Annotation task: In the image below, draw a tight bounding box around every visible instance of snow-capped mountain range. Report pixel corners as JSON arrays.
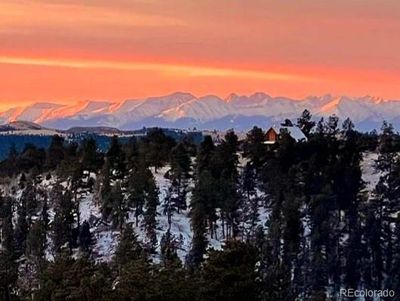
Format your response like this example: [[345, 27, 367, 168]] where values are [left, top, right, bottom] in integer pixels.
[[1, 92, 399, 131]]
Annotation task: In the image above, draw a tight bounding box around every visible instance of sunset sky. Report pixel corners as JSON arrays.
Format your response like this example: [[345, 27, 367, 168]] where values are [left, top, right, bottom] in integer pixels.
[[1, 0, 400, 110]]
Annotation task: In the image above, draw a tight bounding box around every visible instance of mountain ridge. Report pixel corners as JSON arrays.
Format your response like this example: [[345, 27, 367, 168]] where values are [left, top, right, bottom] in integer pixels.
[[2, 92, 400, 131]]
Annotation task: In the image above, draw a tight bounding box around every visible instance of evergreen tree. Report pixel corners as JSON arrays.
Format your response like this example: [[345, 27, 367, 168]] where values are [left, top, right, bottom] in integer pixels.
[[78, 221, 92, 253], [213, 131, 240, 238], [241, 164, 260, 240], [80, 138, 103, 173], [114, 225, 153, 300], [56, 141, 80, 179], [52, 186, 75, 254], [125, 136, 140, 170], [324, 115, 340, 137], [0, 250, 18, 301], [187, 170, 210, 268], [141, 128, 176, 171], [109, 181, 126, 230], [160, 229, 181, 266], [106, 135, 125, 178], [45, 135, 65, 170], [115, 224, 143, 268], [116, 257, 154, 300], [297, 109, 316, 137], [242, 126, 267, 171], [363, 122, 400, 289], [36, 256, 113, 301], [98, 159, 112, 219], [14, 208, 28, 258], [143, 174, 159, 252], [200, 240, 259, 301], [3, 145, 18, 177], [164, 143, 191, 227], [0, 194, 17, 301], [341, 117, 355, 138], [14, 188, 30, 257], [17, 143, 46, 173], [196, 135, 215, 173], [26, 220, 46, 261]]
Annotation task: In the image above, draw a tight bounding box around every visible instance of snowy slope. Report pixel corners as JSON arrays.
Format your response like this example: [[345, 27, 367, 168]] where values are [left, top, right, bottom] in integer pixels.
[[39, 100, 114, 122], [0, 103, 64, 124], [2, 92, 400, 130], [114, 92, 195, 126], [360, 152, 382, 199], [0, 160, 270, 264], [0, 151, 381, 271], [160, 95, 234, 122], [0, 121, 62, 136]]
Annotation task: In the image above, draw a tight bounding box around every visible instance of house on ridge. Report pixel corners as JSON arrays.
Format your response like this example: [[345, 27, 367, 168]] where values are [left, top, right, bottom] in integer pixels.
[[265, 125, 307, 144]]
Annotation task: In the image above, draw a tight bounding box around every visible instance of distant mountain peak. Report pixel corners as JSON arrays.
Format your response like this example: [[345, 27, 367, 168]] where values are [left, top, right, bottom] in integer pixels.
[[28, 102, 64, 109], [1, 92, 400, 131], [0, 121, 59, 135], [8, 120, 44, 130]]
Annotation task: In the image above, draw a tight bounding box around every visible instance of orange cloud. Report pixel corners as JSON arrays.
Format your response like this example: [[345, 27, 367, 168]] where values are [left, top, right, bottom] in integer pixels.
[[1, 0, 400, 108], [0, 55, 314, 82]]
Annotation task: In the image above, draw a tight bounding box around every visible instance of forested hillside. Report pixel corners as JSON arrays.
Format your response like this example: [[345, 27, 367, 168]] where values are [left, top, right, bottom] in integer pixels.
[[0, 111, 399, 300]]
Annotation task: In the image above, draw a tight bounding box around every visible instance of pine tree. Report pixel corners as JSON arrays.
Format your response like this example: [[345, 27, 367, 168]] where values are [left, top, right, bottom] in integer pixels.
[[52, 186, 75, 254], [80, 138, 103, 173], [78, 220, 92, 253], [200, 240, 259, 301], [242, 126, 266, 171], [341, 117, 355, 139], [125, 136, 140, 170], [152, 255, 194, 301], [365, 122, 400, 289], [241, 164, 261, 241], [0, 250, 18, 301], [116, 257, 154, 300], [216, 131, 240, 238], [297, 109, 316, 137], [324, 115, 340, 137], [141, 128, 176, 172], [37, 256, 113, 301], [41, 196, 49, 232], [143, 174, 159, 252], [14, 192, 29, 257], [109, 181, 126, 230], [26, 220, 46, 261], [160, 229, 181, 266], [56, 141, 80, 179], [115, 224, 143, 267], [388, 215, 400, 293], [0, 194, 18, 301], [45, 135, 65, 170], [127, 164, 149, 226], [98, 159, 112, 219], [196, 135, 215, 173], [114, 225, 153, 300], [168, 143, 191, 213], [187, 171, 209, 268], [106, 135, 125, 178], [4, 144, 18, 177]]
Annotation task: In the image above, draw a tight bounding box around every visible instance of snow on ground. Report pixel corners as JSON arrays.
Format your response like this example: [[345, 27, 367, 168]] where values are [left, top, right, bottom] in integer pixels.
[[2, 162, 270, 263], [73, 152, 384, 264], [360, 152, 381, 199], [79, 190, 101, 222], [93, 228, 119, 262], [151, 166, 194, 262], [77, 163, 269, 262]]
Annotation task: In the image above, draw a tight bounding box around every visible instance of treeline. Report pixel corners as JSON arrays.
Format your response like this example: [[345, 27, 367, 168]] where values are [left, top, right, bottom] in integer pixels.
[[1, 111, 400, 300]]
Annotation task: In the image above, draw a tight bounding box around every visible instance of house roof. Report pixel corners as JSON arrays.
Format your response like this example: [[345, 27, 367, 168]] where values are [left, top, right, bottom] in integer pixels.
[[271, 125, 308, 142]]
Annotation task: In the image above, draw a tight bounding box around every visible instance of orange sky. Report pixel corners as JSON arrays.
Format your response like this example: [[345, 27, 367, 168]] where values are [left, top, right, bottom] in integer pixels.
[[1, 0, 400, 110]]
